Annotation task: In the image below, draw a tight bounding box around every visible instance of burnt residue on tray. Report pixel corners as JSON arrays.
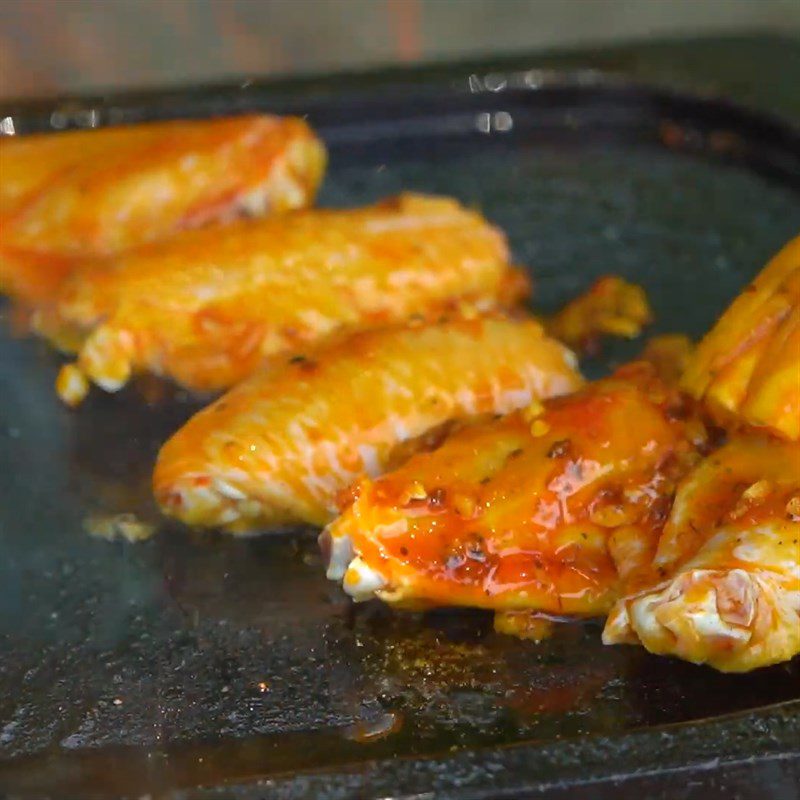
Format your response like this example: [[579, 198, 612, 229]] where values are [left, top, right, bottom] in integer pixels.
[[1, 76, 800, 798]]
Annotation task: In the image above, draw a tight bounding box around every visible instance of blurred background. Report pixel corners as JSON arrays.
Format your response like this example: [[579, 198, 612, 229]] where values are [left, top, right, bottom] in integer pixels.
[[1, 0, 799, 99]]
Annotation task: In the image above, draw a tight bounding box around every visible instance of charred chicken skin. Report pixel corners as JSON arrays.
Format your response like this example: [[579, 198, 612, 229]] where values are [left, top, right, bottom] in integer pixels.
[[42, 193, 528, 404], [0, 115, 326, 306], [154, 317, 581, 530]]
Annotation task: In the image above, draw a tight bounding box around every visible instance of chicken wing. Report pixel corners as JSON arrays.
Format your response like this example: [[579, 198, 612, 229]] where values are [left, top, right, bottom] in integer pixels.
[[154, 316, 581, 530], [322, 362, 705, 629], [681, 235, 800, 441], [603, 436, 800, 672], [42, 193, 528, 404], [602, 241, 800, 671], [0, 115, 326, 305]]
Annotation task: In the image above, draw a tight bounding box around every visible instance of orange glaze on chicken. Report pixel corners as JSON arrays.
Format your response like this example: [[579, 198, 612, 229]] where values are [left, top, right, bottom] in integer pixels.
[[604, 436, 800, 672], [323, 362, 706, 625], [601, 240, 800, 671], [41, 193, 529, 404], [154, 316, 581, 530], [0, 115, 326, 305], [681, 235, 800, 441]]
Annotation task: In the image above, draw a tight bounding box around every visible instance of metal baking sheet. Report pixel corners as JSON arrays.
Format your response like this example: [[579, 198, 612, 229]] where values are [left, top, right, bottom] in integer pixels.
[[1, 71, 799, 799]]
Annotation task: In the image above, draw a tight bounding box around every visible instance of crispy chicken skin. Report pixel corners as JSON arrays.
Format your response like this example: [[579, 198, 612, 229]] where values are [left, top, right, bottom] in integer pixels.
[[0, 115, 326, 305], [603, 436, 800, 672], [42, 193, 528, 404], [154, 317, 581, 530], [322, 363, 705, 628], [681, 235, 800, 441]]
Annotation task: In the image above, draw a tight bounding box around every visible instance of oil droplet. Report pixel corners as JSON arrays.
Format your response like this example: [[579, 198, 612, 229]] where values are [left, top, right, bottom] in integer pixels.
[[342, 710, 404, 743]]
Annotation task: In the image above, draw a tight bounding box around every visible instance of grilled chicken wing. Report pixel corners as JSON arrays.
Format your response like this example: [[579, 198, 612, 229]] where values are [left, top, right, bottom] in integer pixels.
[[154, 317, 581, 530], [322, 363, 705, 630], [602, 243, 800, 671], [0, 115, 326, 305], [603, 436, 800, 672], [42, 193, 528, 404], [681, 235, 800, 441]]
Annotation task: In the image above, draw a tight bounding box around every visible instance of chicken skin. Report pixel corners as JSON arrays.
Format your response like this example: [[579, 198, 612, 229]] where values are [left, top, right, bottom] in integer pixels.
[[602, 237, 800, 671], [0, 115, 326, 305], [603, 436, 800, 672], [681, 234, 799, 441], [322, 362, 705, 633], [154, 317, 581, 530], [319, 237, 798, 671], [42, 193, 528, 404]]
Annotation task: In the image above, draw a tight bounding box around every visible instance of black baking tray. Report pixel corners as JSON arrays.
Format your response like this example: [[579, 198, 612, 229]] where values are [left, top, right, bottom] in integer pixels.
[[1, 46, 800, 800]]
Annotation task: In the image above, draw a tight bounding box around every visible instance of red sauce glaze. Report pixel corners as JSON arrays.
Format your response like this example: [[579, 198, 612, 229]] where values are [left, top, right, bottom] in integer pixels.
[[338, 363, 706, 615]]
